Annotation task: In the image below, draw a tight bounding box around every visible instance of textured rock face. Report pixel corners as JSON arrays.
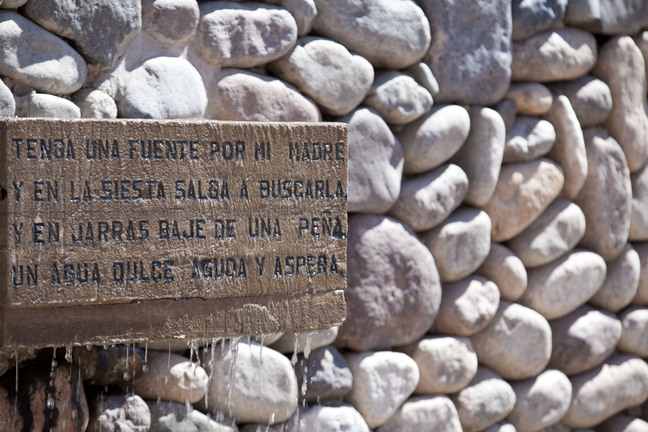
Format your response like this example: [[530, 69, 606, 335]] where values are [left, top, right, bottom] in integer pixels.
[[506, 83, 554, 116], [433, 275, 500, 336], [589, 243, 640, 312], [512, 0, 567, 41], [451, 367, 517, 432], [364, 71, 433, 125], [471, 301, 552, 380], [631, 162, 648, 240], [506, 369, 572, 432], [377, 395, 463, 432], [88, 394, 150, 432], [294, 346, 353, 403], [593, 36, 648, 172], [0, 11, 87, 94], [268, 36, 374, 116], [450, 106, 506, 207], [400, 336, 478, 394], [205, 342, 298, 424], [397, 104, 471, 174], [141, 0, 199, 45], [312, 0, 431, 69], [23, 0, 140, 70], [542, 95, 588, 199], [388, 164, 468, 232], [549, 305, 622, 375], [337, 215, 441, 351], [195, 1, 297, 68], [512, 28, 598, 82], [420, 0, 512, 105], [478, 243, 528, 301], [344, 351, 419, 429], [547, 75, 613, 127], [343, 107, 404, 214], [575, 128, 632, 261], [208, 68, 320, 121], [482, 158, 564, 242], [618, 307, 648, 357], [506, 198, 587, 268], [504, 116, 556, 163], [294, 404, 370, 432], [565, 0, 648, 35], [562, 354, 648, 429], [133, 351, 208, 404], [422, 207, 492, 282], [521, 249, 607, 320], [118, 57, 207, 119]]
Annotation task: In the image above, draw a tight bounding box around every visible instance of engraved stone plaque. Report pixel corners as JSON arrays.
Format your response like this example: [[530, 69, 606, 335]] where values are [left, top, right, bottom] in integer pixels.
[[0, 119, 348, 348]]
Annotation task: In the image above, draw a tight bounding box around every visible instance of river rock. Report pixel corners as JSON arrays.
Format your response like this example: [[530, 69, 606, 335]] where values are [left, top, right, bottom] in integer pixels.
[[562, 354, 648, 428], [0, 11, 87, 94], [631, 163, 648, 241], [506, 83, 553, 115], [471, 301, 552, 380], [396, 104, 471, 174], [292, 404, 370, 432], [400, 335, 478, 394], [512, 28, 597, 82], [205, 342, 297, 424], [547, 75, 613, 127], [142, 0, 199, 45], [636, 243, 648, 305], [312, 0, 430, 69], [15, 93, 81, 118], [565, 0, 648, 35], [598, 415, 648, 432], [404, 62, 440, 96], [337, 215, 441, 351], [507, 369, 572, 432], [434, 276, 500, 336], [593, 36, 648, 172], [542, 95, 587, 199], [74, 345, 145, 385], [575, 128, 632, 261], [72, 88, 118, 119], [618, 307, 648, 358], [0, 79, 14, 117], [423, 207, 492, 282], [0, 355, 89, 432], [148, 401, 236, 432], [589, 243, 640, 312], [195, 1, 297, 68], [420, 0, 512, 105], [388, 164, 468, 232], [506, 198, 586, 268], [377, 395, 463, 432], [549, 305, 622, 375], [521, 249, 607, 320], [294, 346, 353, 403], [118, 57, 207, 119], [208, 68, 320, 122], [503, 117, 556, 163], [512, 0, 567, 41], [450, 106, 506, 207], [343, 107, 404, 214], [88, 394, 150, 432], [451, 367, 516, 432], [268, 36, 373, 116], [344, 351, 419, 429], [478, 243, 528, 301], [133, 351, 207, 404], [270, 326, 338, 354], [23, 0, 140, 69], [363, 71, 433, 125], [483, 158, 564, 242]]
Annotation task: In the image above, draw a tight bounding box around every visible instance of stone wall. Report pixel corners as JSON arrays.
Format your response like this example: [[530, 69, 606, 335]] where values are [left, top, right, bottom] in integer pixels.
[[0, 0, 648, 431]]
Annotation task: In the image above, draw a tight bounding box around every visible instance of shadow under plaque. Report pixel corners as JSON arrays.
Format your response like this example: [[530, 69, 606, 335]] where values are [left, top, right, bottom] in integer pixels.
[[0, 118, 348, 349]]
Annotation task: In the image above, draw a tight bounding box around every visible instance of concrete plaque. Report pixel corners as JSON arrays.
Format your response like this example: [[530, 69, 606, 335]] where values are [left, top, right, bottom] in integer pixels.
[[0, 118, 348, 348]]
